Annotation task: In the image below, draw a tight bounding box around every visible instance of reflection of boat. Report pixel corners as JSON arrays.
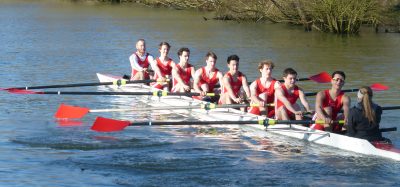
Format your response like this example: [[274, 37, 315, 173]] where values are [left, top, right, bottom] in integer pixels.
[[96, 73, 400, 161]]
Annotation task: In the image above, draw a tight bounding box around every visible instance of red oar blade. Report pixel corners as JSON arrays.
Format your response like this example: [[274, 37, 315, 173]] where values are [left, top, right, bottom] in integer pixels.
[[55, 104, 90, 119], [91, 116, 130, 132], [7, 89, 38, 94], [370, 83, 389, 91], [308, 71, 332, 83]]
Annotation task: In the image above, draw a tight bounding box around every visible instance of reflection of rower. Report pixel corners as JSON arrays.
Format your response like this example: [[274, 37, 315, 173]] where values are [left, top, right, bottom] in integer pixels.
[[248, 60, 280, 118], [150, 42, 175, 91], [129, 39, 154, 80], [193, 51, 223, 102], [275, 68, 313, 120], [312, 71, 351, 133], [171, 47, 195, 93], [219, 54, 250, 106]]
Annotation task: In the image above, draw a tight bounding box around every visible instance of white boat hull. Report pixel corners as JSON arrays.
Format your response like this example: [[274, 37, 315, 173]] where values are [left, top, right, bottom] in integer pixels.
[[96, 73, 400, 161]]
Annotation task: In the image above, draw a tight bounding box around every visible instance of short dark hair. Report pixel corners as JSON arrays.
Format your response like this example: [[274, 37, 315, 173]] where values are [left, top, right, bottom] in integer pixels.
[[227, 54, 240, 64], [283, 68, 297, 77], [177, 47, 190, 56], [332, 71, 346, 80], [159, 42, 171, 50], [205, 51, 217, 60]]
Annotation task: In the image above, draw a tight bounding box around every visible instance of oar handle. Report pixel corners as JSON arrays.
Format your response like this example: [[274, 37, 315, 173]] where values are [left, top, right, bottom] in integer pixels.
[[379, 127, 397, 132]]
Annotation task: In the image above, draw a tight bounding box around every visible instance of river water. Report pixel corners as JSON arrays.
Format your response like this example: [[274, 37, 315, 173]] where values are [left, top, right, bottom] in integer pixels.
[[0, 1, 399, 186]]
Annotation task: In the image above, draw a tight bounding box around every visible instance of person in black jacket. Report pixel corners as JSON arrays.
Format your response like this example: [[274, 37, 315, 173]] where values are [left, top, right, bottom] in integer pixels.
[[346, 86, 383, 141]]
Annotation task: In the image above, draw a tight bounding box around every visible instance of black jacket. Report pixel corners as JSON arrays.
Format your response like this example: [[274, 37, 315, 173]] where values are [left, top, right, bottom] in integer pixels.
[[346, 102, 383, 141]]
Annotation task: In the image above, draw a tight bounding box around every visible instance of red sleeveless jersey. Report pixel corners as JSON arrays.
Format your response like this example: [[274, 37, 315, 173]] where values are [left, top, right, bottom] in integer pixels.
[[154, 58, 173, 79], [322, 89, 344, 120], [131, 53, 150, 78], [248, 78, 277, 117], [222, 71, 243, 97], [173, 64, 193, 86], [276, 85, 300, 109], [198, 67, 220, 91]]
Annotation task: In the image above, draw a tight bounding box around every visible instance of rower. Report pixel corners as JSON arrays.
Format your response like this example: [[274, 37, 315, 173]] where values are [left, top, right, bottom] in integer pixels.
[[312, 71, 351, 133], [193, 51, 224, 102], [171, 47, 195, 93], [346, 86, 387, 143], [275, 68, 313, 120], [219, 54, 251, 107], [129, 39, 154, 80], [150, 42, 176, 91], [248, 60, 280, 118]]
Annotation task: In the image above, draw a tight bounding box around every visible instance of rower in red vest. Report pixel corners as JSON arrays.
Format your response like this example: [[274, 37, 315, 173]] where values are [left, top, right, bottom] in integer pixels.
[[150, 42, 176, 91], [248, 60, 280, 118], [312, 71, 351, 133], [193, 51, 224, 102], [219, 54, 250, 106], [171, 47, 195, 93], [275, 68, 313, 120], [129, 39, 154, 80]]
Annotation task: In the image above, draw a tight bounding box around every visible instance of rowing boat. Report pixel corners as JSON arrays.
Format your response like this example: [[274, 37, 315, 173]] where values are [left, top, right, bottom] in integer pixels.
[[96, 73, 400, 161]]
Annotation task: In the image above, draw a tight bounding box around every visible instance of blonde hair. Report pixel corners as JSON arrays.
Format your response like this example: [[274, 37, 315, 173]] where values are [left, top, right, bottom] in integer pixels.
[[257, 60, 274, 73], [359, 86, 376, 124]]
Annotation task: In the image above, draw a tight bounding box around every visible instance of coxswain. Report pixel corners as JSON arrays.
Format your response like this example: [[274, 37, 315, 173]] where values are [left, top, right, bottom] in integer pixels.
[[193, 51, 223, 102], [219, 54, 251, 106], [275, 68, 313, 120], [248, 60, 280, 118], [346, 86, 385, 142], [150, 42, 175, 91], [171, 47, 195, 93], [312, 71, 351, 133], [129, 39, 154, 80]]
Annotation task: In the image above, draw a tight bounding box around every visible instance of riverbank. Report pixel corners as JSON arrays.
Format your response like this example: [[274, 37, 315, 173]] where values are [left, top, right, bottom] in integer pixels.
[[69, 0, 400, 34]]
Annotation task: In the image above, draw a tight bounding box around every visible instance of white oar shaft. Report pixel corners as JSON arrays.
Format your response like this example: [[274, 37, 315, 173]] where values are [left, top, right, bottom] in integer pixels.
[[89, 105, 201, 113]]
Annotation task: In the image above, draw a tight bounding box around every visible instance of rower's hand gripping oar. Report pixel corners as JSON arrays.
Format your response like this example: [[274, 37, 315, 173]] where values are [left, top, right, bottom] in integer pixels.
[[90, 116, 345, 132], [305, 83, 389, 96], [1, 78, 169, 91], [54, 103, 275, 119]]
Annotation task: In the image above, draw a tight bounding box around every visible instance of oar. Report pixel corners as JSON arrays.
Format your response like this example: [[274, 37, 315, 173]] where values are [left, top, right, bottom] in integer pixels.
[[305, 83, 389, 96], [90, 116, 344, 132], [55, 103, 275, 119], [7, 90, 216, 97], [214, 71, 332, 88], [0, 79, 168, 91]]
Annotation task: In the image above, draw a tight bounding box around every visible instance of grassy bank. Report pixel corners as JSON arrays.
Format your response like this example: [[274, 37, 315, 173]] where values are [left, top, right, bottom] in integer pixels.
[[73, 0, 400, 34]]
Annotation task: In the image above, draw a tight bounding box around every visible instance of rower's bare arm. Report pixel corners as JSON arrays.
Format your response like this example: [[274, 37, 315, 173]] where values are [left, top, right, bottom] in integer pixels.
[[193, 69, 202, 93], [250, 81, 261, 104], [298, 89, 312, 112], [150, 59, 163, 79], [315, 91, 327, 120], [342, 95, 351, 123], [223, 75, 237, 100], [242, 75, 251, 99], [172, 66, 184, 85], [276, 87, 299, 114]]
